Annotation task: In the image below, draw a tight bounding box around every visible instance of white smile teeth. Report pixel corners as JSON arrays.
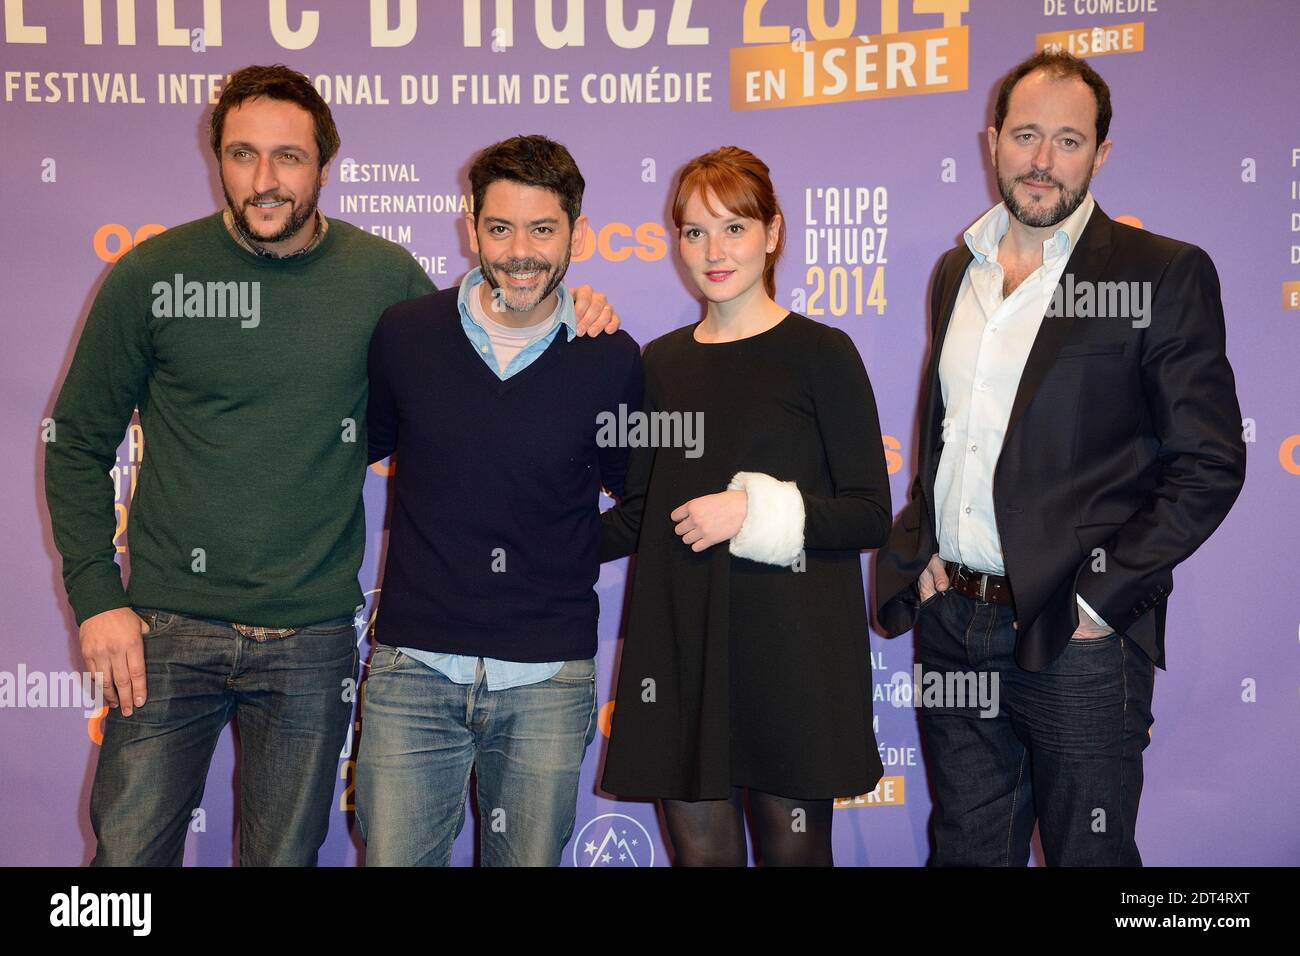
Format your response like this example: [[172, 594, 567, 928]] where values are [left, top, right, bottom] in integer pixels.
[[508, 271, 539, 280]]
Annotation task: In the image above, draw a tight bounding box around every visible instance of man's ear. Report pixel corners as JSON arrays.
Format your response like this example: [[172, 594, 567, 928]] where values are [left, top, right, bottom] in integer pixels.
[[318, 161, 331, 188], [569, 214, 589, 256], [465, 211, 480, 255], [986, 125, 998, 167], [1092, 139, 1113, 177]]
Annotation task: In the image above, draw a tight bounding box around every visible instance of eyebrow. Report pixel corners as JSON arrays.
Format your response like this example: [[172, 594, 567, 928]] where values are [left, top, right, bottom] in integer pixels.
[[681, 217, 745, 228], [224, 141, 311, 154], [483, 216, 560, 227], [1008, 123, 1089, 140]]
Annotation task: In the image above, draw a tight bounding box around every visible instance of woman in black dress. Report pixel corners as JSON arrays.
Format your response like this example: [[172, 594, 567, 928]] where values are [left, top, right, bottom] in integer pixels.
[[600, 146, 893, 865]]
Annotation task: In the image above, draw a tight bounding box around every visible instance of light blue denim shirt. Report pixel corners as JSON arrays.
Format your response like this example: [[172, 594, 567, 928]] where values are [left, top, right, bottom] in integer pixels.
[[397, 267, 581, 691]]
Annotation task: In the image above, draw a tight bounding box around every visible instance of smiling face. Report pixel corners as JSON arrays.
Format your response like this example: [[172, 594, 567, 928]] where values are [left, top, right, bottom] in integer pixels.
[[218, 96, 329, 254], [465, 180, 587, 326], [678, 188, 781, 306], [989, 69, 1111, 229]]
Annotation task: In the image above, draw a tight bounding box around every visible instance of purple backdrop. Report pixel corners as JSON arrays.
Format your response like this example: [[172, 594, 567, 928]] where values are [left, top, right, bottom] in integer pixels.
[[2, 0, 1297, 866]]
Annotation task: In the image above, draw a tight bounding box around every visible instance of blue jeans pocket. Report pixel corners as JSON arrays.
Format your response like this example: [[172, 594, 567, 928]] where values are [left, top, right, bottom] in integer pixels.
[[550, 657, 596, 683], [367, 643, 407, 676], [131, 606, 179, 636], [917, 589, 946, 611], [294, 616, 357, 638], [1067, 632, 1119, 648]]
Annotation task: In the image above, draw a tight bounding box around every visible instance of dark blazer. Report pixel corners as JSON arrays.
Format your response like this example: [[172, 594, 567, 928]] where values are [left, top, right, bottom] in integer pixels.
[[874, 205, 1246, 670]]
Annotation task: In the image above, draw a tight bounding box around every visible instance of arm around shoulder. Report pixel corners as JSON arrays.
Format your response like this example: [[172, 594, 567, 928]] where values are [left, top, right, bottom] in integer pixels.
[[366, 306, 403, 465], [600, 337, 657, 561]]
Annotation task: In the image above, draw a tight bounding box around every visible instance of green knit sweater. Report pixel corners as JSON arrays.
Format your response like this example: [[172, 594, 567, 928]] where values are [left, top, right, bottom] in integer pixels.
[[46, 213, 435, 626]]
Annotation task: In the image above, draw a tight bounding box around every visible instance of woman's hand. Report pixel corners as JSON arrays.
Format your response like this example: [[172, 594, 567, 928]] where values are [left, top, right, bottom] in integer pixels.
[[671, 491, 748, 552]]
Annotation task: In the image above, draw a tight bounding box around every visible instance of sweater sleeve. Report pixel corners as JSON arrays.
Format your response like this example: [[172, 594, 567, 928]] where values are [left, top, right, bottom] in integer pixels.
[[44, 253, 153, 624], [595, 337, 644, 499], [367, 308, 401, 465], [801, 325, 893, 551], [601, 339, 657, 561], [366, 262, 431, 465]]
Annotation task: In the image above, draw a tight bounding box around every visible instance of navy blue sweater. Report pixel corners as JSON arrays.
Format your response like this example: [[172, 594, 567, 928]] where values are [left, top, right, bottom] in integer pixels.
[[367, 287, 643, 661]]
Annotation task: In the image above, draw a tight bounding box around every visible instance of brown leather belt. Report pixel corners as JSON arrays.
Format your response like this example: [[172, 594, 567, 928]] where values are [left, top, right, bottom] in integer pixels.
[[944, 561, 1014, 605]]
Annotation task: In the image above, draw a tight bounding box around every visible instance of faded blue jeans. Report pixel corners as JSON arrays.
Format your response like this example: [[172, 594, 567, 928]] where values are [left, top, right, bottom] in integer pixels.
[[89, 607, 357, 866], [915, 588, 1155, 866], [355, 646, 598, 866]]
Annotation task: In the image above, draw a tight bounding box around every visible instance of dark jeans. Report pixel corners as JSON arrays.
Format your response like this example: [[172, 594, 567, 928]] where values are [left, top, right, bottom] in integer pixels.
[[89, 607, 357, 866], [915, 588, 1155, 866]]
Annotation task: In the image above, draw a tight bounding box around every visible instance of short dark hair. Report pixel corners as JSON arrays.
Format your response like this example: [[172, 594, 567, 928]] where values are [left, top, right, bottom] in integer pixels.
[[993, 51, 1112, 145], [468, 135, 585, 228], [209, 64, 340, 166]]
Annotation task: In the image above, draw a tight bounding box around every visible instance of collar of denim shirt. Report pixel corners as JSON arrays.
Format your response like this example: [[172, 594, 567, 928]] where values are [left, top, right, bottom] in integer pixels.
[[457, 266, 578, 342]]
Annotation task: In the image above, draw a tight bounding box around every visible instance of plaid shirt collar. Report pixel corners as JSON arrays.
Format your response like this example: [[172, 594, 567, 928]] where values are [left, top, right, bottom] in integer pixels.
[[222, 206, 328, 260]]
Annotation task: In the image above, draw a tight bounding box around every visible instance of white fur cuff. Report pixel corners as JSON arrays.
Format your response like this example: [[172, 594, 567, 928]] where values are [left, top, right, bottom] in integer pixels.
[[727, 472, 805, 567]]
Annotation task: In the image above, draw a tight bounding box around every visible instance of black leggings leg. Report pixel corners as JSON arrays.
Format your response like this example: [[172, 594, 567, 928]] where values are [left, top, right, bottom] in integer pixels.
[[661, 788, 747, 866], [748, 788, 835, 867], [661, 787, 835, 866]]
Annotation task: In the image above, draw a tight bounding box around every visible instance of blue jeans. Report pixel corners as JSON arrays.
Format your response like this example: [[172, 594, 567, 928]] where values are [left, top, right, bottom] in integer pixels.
[[89, 607, 357, 866], [915, 588, 1155, 866], [355, 646, 598, 866]]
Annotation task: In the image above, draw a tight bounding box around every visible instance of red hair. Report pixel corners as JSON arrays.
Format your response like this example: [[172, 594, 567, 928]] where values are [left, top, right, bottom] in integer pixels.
[[671, 146, 785, 299]]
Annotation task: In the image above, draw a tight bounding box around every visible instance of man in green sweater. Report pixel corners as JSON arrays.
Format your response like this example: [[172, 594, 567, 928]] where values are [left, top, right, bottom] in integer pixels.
[[45, 64, 619, 866]]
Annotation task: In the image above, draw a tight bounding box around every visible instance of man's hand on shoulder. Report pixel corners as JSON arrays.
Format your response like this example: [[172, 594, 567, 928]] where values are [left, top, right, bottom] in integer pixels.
[[571, 284, 620, 336]]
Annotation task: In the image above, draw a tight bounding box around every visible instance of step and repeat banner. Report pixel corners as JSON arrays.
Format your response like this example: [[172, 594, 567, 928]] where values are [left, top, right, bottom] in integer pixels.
[[2, 1, 1297, 866]]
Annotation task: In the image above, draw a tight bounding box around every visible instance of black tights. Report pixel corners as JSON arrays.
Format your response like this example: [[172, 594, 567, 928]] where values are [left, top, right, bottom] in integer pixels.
[[661, 787, 834, 867]]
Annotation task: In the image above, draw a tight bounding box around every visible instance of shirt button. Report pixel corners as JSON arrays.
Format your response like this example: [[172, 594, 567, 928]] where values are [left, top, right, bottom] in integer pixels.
[[480, 345, 489, 353], [964, 506, 972, 514], [970, 444, 977, 452]]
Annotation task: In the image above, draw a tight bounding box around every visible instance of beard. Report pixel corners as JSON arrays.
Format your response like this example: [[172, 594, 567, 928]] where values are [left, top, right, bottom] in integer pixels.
[[479, 250, 570, 316], [222, 175, 321, 248], [998, 166, 1090, 229]]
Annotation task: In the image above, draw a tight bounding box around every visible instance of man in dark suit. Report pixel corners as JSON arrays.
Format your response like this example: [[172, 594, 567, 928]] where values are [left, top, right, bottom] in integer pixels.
[[874, 52, 1246, 866]]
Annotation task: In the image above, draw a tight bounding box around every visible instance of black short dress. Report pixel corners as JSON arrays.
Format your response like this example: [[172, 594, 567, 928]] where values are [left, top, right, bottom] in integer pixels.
[[600, 312, 892, 801]]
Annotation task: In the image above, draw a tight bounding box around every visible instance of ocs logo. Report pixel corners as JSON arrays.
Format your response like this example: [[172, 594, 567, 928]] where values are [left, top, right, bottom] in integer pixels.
[[93, 223, 167, 263], [571, 812, 655, 867], [94, 220, 669, 264], [573, 222, 667, 264], [87, 704, 109, 745], [1281, 435, 1300, 476]]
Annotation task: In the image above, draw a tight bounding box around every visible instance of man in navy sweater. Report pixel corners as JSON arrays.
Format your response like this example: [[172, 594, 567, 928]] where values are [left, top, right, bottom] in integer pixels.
[[356, 136, 643, 866]]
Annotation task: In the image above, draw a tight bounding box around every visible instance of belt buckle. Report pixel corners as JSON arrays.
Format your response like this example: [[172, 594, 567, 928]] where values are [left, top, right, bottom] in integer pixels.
[[978, 572, 988, 603]]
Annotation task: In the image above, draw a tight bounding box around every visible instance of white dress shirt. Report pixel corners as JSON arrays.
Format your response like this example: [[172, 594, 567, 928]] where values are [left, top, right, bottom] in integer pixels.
[[934, 192, 1108, 628]]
